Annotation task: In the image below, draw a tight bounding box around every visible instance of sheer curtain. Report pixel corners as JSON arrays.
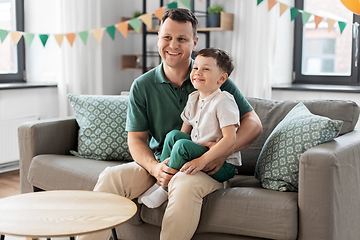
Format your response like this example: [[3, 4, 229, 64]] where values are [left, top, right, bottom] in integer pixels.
[[57, 0, 103, 117], [230, 0, 294, 99]]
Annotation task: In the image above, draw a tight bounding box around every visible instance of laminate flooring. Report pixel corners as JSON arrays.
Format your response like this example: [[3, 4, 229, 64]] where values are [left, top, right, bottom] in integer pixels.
[[0, 169, 20, 199]]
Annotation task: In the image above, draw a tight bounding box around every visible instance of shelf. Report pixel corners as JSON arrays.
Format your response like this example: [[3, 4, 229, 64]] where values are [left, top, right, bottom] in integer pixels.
[[121, 55, 141, 70]]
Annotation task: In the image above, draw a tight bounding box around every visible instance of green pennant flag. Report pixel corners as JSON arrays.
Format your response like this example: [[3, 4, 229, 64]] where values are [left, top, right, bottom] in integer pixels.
[[301, 12, 312, 25], [167, 2, 178, 9], [106, 25, 116, 40], [0, 29, 9, 43], [290, 8, 300, 21], [23, 33, 35, 47], [179, 0, 191, 9], [79, 31, 89, 45], [257, 0, 264, 5], [39, 34, 49, 47], [129, 18, 141, 33], [338, 21, 347, 34]]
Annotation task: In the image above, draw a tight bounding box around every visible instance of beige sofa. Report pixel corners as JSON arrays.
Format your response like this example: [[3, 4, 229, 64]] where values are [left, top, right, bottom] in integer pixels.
[[19, 97, 360, 240]]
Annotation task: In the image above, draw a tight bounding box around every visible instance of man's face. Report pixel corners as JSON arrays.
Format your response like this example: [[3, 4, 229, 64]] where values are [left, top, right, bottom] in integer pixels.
[[157, 18, 198, 69]]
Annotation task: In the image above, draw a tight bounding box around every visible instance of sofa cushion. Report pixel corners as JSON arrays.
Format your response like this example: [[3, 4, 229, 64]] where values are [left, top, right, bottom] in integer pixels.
[[68, 94, 132, 161], [140, 175, 298, 240], [254, 102, 343, 192], [240, 98, 359, 176], [28, 154, 125, 191]]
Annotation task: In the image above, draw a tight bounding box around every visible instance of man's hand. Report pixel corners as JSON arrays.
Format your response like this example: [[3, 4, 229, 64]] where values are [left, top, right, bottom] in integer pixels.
[[152, 158, 178, 188]]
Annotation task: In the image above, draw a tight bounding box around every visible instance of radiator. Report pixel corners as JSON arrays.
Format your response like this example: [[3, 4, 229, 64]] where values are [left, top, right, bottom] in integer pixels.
[[0, 115, 38, 165]]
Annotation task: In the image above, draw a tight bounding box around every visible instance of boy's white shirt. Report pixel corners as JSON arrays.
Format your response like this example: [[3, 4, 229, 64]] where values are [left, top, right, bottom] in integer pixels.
[[181, 88, 242, 166]]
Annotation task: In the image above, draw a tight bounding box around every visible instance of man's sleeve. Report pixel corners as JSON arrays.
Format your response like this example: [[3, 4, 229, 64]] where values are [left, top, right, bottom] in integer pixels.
[[126, 81, 149, 132]]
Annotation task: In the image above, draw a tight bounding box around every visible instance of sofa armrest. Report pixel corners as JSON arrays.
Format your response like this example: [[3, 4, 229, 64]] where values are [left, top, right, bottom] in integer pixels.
[[298, 129, 360, 240], [18, 117, 78, 193]]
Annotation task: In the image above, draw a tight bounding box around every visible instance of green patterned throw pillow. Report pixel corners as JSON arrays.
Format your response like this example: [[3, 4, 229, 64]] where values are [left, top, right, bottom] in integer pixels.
[[254, 102, 343, 192], [68, 94, 132, 161]]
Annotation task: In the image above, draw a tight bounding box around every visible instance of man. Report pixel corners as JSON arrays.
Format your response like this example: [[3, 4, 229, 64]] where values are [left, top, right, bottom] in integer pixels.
[[78, 8, 262, 240]]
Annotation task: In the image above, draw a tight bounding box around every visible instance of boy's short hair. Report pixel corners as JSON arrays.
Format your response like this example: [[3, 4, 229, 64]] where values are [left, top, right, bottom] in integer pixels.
[[161, 8, 198, 39], [195, 48, 234, 76]]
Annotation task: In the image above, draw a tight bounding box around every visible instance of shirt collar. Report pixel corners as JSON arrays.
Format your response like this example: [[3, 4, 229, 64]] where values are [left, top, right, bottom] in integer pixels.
[[199, 88, 222, 102], [154, 60, 194, 86]]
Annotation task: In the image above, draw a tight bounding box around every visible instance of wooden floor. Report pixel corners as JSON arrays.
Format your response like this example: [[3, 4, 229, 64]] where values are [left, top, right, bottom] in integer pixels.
[[0, 169, 21, 199]]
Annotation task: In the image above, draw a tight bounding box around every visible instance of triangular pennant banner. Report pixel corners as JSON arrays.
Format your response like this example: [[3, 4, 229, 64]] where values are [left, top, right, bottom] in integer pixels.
[[290, 7, 300, 21], [11, 31, 23, 46], [66, 33, 76, 46], [167, 2, 178, 9], [39, 34, 49, 47], [54, 34, 64, 47], [92, 28, 104, 43], [338, 21, 347, 34], [279, 3, 289, 16], [116, 22, 128, 38], [154, 7, 165, 21], [301, 12, 312, 26], [106, 25, 116, 40], [179, 0, 191, 9], [327, 18, 336, 32], [314, 15, 323, 29], [129, 18, 141, 33], [268, 0, 277, 11], [0, 29, 9, 43], [140, 13, 153, 29], [23, 33, 35, 47], [78, 31, 89, 45], [257, 0, 265, 5]]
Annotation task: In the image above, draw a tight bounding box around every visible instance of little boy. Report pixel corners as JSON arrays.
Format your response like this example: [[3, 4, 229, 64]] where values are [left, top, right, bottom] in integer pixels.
[[138, 48, 241, 208]]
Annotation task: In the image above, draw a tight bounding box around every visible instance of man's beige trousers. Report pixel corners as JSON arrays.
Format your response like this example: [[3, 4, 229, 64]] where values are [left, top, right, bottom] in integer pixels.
[[77, 161, 223, 240]]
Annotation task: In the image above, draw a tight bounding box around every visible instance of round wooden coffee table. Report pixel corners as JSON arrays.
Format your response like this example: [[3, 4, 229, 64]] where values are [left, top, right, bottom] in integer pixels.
[[0, 190, 137, 240]]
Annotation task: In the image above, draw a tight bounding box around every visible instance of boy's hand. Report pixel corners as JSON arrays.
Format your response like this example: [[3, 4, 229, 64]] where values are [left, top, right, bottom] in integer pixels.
[[180, 157, 206, 175]]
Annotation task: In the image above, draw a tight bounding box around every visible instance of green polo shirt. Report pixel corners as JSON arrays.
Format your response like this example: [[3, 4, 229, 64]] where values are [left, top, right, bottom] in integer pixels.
[[126, 60, 253, 156]]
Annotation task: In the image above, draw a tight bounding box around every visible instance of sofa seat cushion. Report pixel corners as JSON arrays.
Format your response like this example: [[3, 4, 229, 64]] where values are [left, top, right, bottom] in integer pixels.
[[140, 175, 298, 240], [28, 154, 125, 191]]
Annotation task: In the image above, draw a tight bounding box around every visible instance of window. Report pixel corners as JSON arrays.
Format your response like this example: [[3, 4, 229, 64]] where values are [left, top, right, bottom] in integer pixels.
[[0, 0, 25, 83], [293, 0, 360, 85]]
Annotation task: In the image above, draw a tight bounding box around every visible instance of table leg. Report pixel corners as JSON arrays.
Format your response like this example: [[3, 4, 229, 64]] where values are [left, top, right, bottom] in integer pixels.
[[70, 237, 75, 240], [1, 235, 4, 240], [111, 228, 118, 240]]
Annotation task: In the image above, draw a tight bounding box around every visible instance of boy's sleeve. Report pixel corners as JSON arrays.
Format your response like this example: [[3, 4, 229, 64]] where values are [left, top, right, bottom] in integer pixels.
[[220, 77, 253, 117], [217, 94, 240, 129]]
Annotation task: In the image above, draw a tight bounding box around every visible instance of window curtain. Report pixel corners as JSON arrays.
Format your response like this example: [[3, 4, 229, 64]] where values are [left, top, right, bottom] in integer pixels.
[[57, 0, 103, 117], [230, 0, 294, 99]]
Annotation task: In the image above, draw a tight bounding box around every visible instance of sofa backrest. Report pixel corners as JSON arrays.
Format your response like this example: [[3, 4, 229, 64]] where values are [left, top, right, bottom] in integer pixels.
[[239, 98, 360, 175]]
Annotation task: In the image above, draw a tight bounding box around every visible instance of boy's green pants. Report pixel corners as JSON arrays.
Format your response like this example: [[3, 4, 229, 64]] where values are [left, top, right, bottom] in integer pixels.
[[160, 130, 235, 183]]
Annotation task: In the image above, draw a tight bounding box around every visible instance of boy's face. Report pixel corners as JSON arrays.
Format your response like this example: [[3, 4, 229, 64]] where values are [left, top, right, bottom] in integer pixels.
[[158, 18, 198, 70], [190, 56, 228, 98]]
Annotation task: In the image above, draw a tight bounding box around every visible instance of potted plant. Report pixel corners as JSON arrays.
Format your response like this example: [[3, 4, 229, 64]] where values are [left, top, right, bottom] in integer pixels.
[[207, 4, 224, 27]]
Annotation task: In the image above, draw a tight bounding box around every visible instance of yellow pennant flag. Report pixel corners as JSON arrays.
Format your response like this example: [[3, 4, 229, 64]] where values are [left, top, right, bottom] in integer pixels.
[[92, 28, 104, 43], [314, 15, 323, 29], [66, 33, 76, 46], [54, 34, 64, 47], [116, 22, 128, 38], [140, 13, 153, 29], [154, 6, 165, 21], [327, 18, 336, 32], [279, 3, 288, 16], [268, 0, 277, 11], [11, 31, 23, 46]]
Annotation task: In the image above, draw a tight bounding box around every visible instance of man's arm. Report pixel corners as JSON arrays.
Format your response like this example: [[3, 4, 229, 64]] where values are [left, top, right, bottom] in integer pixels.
[[202, 110, 262, 175], [127, 131, 178, 187]]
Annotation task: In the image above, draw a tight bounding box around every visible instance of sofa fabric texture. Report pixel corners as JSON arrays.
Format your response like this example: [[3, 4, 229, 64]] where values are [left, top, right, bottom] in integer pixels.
[[18, 97, 360, 240]]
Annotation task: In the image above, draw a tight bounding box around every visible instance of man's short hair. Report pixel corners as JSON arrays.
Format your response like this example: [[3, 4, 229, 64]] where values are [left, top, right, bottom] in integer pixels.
[[195, 48, 235, 76], [161, 8, 198, 39]]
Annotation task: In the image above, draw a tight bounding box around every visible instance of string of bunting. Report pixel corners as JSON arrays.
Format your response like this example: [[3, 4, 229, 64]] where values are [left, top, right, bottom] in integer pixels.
[[0, 0, 350, 48]]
